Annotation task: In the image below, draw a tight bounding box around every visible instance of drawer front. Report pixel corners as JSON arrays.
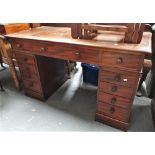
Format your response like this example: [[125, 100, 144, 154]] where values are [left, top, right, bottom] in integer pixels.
[[18, 63, 39, 81], [100, 69, 139, 87], [101, 52, 143, 71], [99, 81, 133, 99], [23, 79, 41, 93], [34, 46, 99, 65], [96, 102, 130, 122], [15, 51, 35, 65], [78, 49, 100, 64], [12, 40, 99, 64], [11, 40, 33, 51], [98, 92, 131, 109]]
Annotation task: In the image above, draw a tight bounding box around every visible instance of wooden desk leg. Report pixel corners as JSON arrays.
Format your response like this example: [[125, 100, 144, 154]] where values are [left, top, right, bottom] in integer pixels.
[[6, 56, 20, 90], [65, 60, 71, 79]]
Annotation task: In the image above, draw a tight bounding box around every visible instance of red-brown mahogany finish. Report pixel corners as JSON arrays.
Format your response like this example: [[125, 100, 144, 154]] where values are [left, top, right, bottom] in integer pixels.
[[5, 26, 151, 131]]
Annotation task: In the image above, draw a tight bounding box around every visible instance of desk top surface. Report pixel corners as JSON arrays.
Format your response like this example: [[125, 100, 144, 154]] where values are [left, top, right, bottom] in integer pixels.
[[5, 26, 152, 55]]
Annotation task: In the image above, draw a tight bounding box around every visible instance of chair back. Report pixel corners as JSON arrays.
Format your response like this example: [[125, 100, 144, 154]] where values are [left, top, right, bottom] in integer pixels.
[[71, 23, 145, 44]]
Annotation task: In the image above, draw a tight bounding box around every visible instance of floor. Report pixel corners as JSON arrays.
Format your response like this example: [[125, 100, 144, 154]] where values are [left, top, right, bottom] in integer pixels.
[[0, 63, 154, 132]]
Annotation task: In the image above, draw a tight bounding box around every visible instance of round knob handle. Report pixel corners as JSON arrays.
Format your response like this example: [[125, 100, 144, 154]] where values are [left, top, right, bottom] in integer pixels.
[[75, 52, 80, 58], [117, 57, 123, 64], [114, 74, 121, 82], [111, 86, 117, 92], [109, 107, 115, 114], [41, 47, 47, 51], [111, 97, 117, 104], [16, 44, 22, 48]]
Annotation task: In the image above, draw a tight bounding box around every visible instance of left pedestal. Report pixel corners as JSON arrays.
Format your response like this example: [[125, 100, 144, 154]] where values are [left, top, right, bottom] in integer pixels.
[[14, 51, 67, 100]]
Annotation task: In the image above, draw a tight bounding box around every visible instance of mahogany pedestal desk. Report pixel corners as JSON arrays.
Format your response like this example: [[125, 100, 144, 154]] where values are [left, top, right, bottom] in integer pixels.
[[5, 26, 151, 131]]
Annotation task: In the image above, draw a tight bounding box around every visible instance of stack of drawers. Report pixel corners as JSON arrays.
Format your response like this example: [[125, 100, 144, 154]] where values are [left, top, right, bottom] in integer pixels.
[[95, 51, 144, 131], [15, 51, 44, 99]]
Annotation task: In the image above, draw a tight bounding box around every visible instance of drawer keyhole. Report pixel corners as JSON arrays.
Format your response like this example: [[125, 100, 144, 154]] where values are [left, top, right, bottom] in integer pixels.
[[109, 107, 115, 114], [111, 97, 117, 104], [111, 86, 117, 92], [117, 57, 123, 64], [115, 74, 122, 82], [16, 44, 22, 48]]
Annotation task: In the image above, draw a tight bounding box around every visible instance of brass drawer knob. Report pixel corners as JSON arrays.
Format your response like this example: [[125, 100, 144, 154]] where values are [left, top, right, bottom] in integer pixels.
[[111, 97, 117, 104], [116, 57, 123, 64], [16, 44, 22, 48], [114, 74, 121, 82], [109, 107, 115, 114], [111, 86, 117, 92], [41, 47, 47, 51]]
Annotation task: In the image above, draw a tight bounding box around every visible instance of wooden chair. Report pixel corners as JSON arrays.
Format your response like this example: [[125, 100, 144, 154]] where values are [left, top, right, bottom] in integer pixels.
[[71, 23, 145, 44], [0, 23, 31, 90]]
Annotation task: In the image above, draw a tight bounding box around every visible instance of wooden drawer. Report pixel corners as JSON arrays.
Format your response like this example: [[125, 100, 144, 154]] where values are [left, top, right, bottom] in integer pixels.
[[101, 52, 143, 71], [99, 81, 134, 99], [18, 63, 39, 81], [12, 40, 99, 64], [34, 46, 99, 65], [15, 51, 35, 65], [23, 79, 41, 93], [96, 102, 130, 122], [100, 68, 140, 87], [98, 92, 131, 109]]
